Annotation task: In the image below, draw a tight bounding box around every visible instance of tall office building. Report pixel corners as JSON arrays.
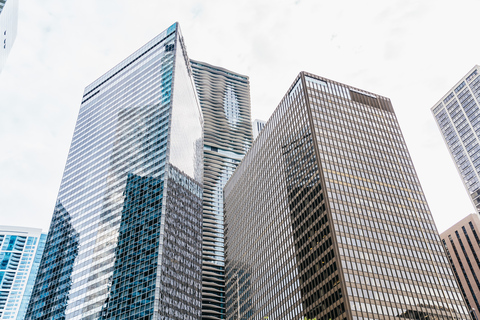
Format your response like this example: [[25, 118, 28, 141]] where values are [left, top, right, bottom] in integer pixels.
[[441, 214, 480, 319], [0, 0, 18, 73], [190, 60, 252, 320], [224, 72, 470, 320], [0, 226, 46, 320], [252, 119, 265, 140], [432, 65, 480, 213], [25, 22, 204, 320]]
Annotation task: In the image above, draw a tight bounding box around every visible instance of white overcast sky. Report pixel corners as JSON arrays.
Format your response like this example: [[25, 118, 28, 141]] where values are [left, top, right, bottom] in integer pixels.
[[0, 0, 478, 233]]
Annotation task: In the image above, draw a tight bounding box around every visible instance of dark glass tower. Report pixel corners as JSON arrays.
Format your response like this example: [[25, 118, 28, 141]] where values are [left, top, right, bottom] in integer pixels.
[[224, 72, 470, 320], [190, 60, 252, 320], [25, 22, 203, 320]]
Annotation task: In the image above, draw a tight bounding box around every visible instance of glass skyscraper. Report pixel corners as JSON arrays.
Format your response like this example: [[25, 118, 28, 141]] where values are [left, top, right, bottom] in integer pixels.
[[0, 226, 46, 320], [432, 65, 480, 213], [25, 22, 204, 320], [224, 72, 470, 320], [0, 0, 18, 73], [190, 60, 252, 320]]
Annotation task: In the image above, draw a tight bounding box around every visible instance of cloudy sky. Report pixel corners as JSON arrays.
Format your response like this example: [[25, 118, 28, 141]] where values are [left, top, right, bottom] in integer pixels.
[[0, 0, 478, 233]]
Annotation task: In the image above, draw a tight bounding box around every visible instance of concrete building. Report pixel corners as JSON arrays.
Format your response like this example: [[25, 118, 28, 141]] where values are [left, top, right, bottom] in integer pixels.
[[442, 214, 480, 319], [432, 66, 480, 213], [25, 22, 203, 320], [191, 60, 252, 320], [0, 226, 46, 320], [224, 72, 470, 320]]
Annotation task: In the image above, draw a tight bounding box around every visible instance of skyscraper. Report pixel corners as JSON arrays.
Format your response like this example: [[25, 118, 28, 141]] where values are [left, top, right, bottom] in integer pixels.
[[190, 60, 252, 320], [441, 214, 480, 319], [432, 65, 480, 213], [252, 119, 265, 140], [224, 72, 470, 320], [0, 226, 46, 320], [0, 0, 18, 73], [25, 22, 204, 320]]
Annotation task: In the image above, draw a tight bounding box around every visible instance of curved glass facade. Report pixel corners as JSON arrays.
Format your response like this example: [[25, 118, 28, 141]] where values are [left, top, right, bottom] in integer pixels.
[[191, 60, 252, 320], [25, 23, 203, 320]]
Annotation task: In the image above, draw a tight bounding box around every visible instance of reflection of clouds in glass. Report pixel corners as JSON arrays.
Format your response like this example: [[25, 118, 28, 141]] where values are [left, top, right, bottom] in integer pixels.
[[25, 201, 79, 320], [27, 23, 204, 319], [168, 34, 203, 183]]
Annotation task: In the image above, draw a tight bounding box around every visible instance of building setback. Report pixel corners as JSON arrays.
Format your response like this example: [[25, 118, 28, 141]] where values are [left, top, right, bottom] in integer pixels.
[[0, 226, 46, 320], [0, 0, 18, 73], [25, 22, 203, 320], [191, 60, 252, 320], [224, 72, 470, 320], [441, 214, 480, 319], [432, 66, 480, 213]]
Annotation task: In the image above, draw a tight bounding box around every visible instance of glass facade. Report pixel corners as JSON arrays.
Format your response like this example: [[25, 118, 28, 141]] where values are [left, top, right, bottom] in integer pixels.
[[432, 65, 480, 213], [25, 22, 203, 320], [190, 60, 252, 320], [0, 226, 46, 320], [0, 0, 18, 73], [224, 72, 470, 320]]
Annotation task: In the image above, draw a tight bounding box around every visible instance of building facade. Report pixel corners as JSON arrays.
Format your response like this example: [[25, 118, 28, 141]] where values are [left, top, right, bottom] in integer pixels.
[[0, 226, 46, 320], [191, 60, 252, 320], [25, 22, 204, 320], [224, 72, 470, 320], [252, 119, 265, 140], [441, 214, 480, 319], [0, 0, 18, 73], [432, 66, 480, 213]]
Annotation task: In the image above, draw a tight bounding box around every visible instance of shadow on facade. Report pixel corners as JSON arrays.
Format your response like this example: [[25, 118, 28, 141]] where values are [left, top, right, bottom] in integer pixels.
[[25, 201, 79, 320], [100, 173, 164, 319]]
